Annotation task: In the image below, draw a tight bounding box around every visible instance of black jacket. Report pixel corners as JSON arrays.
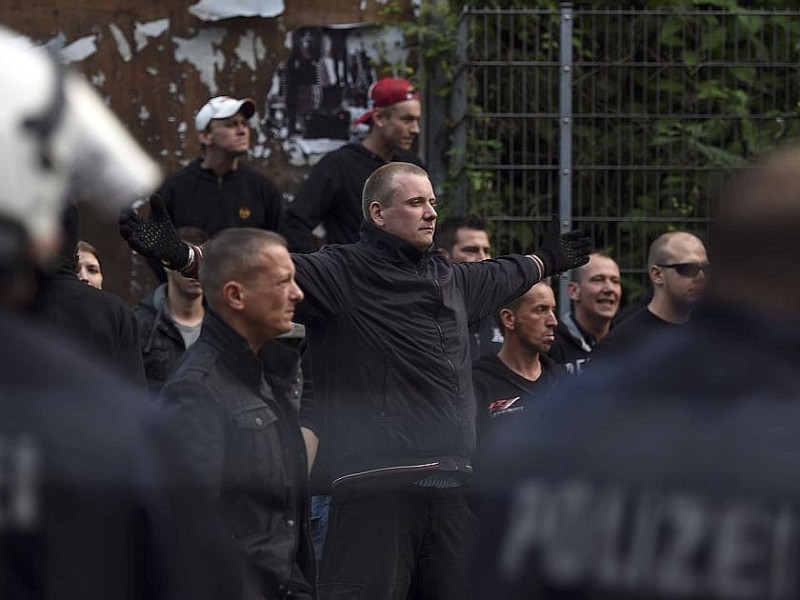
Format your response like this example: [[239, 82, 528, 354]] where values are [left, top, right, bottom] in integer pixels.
[[294, 222, 540, 487], [31, 267, 146, 386], [159, 311, 315, 598], [133, 283, 191, 394], [157, 158, 282, 237], [282, 143, 424, 253]]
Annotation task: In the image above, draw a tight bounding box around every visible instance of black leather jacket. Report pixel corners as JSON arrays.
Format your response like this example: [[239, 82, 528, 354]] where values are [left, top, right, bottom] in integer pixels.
[[159, 311, 315, 598]]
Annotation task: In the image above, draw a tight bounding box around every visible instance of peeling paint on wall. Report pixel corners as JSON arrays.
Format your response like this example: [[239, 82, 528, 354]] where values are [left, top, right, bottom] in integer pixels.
[[188, 0, 284, 22], [173, 28, 226, 96], [134, 19, 170, 52], [60, 34, 98, 63], [109, 23, 132, 62], [235, 29, 266, 71]]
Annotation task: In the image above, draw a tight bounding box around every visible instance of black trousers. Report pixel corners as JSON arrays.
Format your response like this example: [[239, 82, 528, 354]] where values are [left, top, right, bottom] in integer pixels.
[[318, 485, 475, 600]]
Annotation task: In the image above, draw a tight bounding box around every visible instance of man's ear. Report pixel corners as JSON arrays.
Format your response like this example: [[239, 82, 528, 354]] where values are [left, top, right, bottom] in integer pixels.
[[372, 108, 386, 129], [197, 129, 211, 148], [566, 280, 580, 301], [222, 280, 244, 310], [436, 248, 451, 259], [649, 264, 663, 286], [369, 201, 384, 226], [498, 307, 515, 331]]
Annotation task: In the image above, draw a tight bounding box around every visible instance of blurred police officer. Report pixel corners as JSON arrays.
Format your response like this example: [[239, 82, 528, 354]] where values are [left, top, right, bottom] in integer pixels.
[[474, 143, 800, 599], [0, 26, 239, 600]]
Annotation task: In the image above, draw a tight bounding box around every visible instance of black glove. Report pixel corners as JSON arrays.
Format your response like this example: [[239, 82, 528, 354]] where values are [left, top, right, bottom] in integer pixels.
[[532, 214, 592, 277], [119, 194, 190, 271]]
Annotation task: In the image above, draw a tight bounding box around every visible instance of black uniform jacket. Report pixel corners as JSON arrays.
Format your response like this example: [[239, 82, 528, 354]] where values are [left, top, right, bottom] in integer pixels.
[[0, 310, 241, 600], [475, 303, 800, 599]]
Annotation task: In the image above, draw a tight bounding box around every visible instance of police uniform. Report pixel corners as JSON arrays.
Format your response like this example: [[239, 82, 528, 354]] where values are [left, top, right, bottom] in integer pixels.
[[475, 303, 800, 599]]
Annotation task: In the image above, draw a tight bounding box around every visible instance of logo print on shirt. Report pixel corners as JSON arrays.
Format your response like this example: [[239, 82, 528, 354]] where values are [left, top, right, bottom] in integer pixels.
[[238, 206, 252, 220], [488, 396, 523, 418]]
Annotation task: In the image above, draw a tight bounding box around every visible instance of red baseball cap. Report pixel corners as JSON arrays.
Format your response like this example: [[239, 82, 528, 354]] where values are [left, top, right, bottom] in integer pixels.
[[354, 78, 420, 125]]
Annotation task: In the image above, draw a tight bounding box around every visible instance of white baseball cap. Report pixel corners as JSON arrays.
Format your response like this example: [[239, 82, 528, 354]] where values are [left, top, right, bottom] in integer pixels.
[[195, 96, 256, 131]]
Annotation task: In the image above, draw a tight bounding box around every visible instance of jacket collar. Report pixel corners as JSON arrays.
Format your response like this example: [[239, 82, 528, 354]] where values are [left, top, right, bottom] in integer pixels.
[[201, 310, 264, 392], [359, 221, 434, 266], [201, 310, 300, 396]]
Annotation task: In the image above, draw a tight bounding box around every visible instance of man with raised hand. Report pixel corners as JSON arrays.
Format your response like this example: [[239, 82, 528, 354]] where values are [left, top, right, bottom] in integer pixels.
[[120, 161, 591, 599]]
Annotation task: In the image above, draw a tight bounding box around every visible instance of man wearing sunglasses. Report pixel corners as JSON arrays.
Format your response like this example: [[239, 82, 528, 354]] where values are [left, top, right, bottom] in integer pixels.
[[591, 231, 709, 362]]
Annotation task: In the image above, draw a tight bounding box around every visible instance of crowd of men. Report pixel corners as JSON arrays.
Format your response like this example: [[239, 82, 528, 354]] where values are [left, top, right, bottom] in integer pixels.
[[4, 23, 800, 600]]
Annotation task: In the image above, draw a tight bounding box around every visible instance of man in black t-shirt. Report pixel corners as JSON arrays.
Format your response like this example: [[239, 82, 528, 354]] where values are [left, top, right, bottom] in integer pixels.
[[473, 280, 565, 443], [591, 231, 708, 364], [282, 77, 425, 253]]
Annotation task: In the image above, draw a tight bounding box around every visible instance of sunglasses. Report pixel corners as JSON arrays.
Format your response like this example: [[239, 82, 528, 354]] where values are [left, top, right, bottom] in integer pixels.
[[657, 263, 710, 278]]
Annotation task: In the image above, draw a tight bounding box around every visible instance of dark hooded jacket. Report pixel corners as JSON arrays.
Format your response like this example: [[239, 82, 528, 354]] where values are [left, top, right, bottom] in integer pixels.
[[474, 304, 800, 599], [133, 283, 190, 393]]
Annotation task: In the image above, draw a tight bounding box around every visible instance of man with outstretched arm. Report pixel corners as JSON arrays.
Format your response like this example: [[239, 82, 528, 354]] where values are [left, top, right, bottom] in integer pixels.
[[120, 161, 591, 600]]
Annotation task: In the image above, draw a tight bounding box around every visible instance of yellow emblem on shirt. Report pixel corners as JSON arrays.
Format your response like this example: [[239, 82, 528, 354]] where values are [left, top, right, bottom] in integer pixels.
[[238, 206, 252, 220]]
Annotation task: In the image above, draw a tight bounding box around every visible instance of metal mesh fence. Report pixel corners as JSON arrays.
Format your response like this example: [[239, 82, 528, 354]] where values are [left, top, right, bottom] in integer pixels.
[[457, 6, 800, 302]]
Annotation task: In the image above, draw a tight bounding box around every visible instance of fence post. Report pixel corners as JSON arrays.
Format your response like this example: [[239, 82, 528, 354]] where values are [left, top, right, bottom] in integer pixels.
[[423, 0, 450, 205], [558, 1, 574, 320], [449, 7, 469, 216]]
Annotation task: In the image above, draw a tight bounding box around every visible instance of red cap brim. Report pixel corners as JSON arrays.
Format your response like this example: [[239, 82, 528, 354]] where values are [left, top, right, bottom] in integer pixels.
[[354, 110, 374, 125]]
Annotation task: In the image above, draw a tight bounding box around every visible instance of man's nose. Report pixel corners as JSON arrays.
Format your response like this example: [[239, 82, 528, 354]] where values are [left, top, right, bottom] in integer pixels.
[[291, 281, 304, 303]]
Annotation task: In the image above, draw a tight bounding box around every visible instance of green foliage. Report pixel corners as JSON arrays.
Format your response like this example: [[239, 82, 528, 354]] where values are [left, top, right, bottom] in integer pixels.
[[384, 1, 800, 299]]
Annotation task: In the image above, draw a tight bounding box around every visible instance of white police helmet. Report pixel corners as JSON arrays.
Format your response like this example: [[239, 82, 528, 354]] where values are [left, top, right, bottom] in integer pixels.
[[0, 26, 160, 256]]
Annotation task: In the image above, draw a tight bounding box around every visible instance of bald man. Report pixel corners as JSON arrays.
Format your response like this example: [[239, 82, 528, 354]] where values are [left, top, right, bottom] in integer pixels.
[[592, 230, 709, 362], [474, 143, 800, 599]]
